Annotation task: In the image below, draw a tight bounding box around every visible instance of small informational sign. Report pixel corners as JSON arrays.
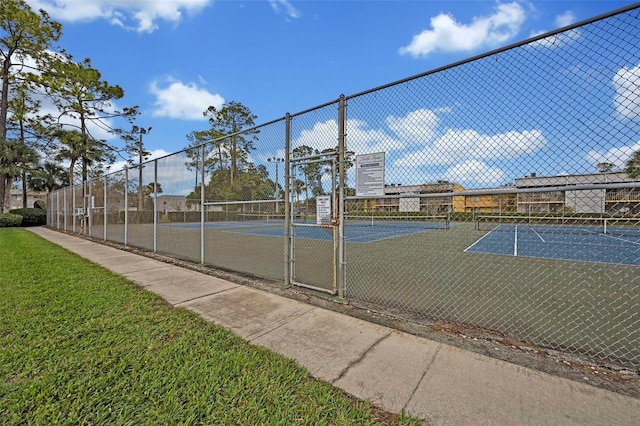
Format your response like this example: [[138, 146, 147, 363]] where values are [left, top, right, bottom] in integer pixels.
[[399, 197, 420, 212], [316, 195, 332, 225], [356, 152, 385, 197]]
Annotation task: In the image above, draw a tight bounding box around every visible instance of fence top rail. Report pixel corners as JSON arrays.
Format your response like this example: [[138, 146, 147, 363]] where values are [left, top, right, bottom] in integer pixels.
[[204, 199, 281, 206]]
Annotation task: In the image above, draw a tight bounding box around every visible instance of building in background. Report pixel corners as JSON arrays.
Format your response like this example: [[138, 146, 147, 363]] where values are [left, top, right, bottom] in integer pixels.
[[8, 189, 47, 210], [363, 181, 464, 214], [357, 172, 640, 216], [515, 172, 640, 215]]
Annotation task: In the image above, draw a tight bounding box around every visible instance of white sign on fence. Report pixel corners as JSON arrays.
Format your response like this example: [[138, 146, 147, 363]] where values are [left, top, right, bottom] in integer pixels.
[[356, 152, 385, 197], [399, 197, 420, 212], [316, 195, 332, 225]]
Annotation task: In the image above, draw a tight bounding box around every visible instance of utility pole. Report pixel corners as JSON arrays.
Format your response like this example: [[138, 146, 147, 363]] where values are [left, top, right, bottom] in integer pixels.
[[137, 127, 152, 212]]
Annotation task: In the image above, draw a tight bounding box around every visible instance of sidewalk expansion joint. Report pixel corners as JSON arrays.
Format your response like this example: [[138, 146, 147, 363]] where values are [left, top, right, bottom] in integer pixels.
[[403, 343, 442, 412], [173, 285, 240, 307], [331, 331, 392, 385], [246, 306, 318, 342]]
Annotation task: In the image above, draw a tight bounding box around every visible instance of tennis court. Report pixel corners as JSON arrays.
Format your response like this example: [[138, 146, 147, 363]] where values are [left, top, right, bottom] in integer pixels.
[[465, 217, 640, 266], [161, 215, 450, 244]]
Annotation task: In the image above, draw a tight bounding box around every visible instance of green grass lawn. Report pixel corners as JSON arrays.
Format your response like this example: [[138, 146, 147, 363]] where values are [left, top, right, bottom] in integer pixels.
[[0, 228, 421, 425]]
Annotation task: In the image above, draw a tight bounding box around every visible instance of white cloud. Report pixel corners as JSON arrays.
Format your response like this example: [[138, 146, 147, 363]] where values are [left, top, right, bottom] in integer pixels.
[[268, 0, 300, 19], [26, 0, 211, 33], [555, 10, 576, 28], [293, 119, 403, 155], [108, 148, 172, 173], [528, 10, 579, 47], [614, 63, 640, 120], [586, 141, 640, 171], [106, 149, 201, 196], [150, 78, 224, 120], [385, 108, 443, 145], [399, 2, 526, 58], [395, 128, 547, 167], [527, 28, 581, 49], [443, 160, 506, 185]]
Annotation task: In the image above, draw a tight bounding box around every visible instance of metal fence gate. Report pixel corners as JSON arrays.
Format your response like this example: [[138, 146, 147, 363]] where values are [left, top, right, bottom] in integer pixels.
[[288, 150, 341, 294]]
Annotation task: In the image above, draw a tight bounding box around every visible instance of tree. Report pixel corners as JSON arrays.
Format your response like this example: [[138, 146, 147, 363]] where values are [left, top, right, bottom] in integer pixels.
[[41, 56, 137, 182], [293, 178, 305, 208], [0, 138, 42, 210], [28, 160, 66, 192], [121, 125, 152, 211], [0, 138, 36, 210], [183, 127, 225, 191], [54, 129, 108, 186], [7, 84, 50, 208], [291, 144, 354, 199], [16, 141, 38, 208], [0, 0, 62, 211], [625, 151, 640, 179], [292, 145, 321, 200], [596, 162, 616, 173], [203, 102, 258, 185]]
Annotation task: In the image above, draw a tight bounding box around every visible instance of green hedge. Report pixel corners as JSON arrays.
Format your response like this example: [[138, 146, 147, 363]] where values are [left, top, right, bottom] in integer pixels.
[[0, 213, 23, 227], [9, 208, 47, 227]]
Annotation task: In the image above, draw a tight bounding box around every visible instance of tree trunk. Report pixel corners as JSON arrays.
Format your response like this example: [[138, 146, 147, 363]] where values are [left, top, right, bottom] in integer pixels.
[[0, 176, 7, 213], [2, 176, 13, 213], [21, 171, 27, 208]]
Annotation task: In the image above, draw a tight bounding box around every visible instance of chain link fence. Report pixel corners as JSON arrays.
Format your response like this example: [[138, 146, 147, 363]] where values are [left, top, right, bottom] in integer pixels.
[[47, 5, 640, 370]]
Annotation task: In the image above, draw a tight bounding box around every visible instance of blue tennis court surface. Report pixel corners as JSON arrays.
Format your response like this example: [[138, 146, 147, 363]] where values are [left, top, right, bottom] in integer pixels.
[[465, 224, 640, 266], [161, 220, 446, 243], [231, 219, 447, 243]]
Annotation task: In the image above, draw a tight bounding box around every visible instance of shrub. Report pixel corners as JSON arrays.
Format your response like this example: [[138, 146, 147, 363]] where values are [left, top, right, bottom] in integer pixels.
[[9, 208, 46, 227], [0, 213, 23, 227]]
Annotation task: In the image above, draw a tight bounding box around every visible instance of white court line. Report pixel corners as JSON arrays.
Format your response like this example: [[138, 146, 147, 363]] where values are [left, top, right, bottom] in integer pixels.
[[464, 224, 501, 252], [532, 227, 546, 242], [514, 225, 518, 256]]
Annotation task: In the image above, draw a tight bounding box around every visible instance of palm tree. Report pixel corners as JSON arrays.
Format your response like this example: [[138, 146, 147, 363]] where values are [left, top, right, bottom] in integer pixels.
[[0, 138, 38, 212], [54, 129, 105, 186], [17, 144, 40, 208], [29, 161, 67, 192], [625, 151, 640, 179]]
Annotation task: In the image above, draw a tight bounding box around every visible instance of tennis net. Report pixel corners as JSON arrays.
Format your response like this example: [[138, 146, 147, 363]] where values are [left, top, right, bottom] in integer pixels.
[[345, 214, 450, 230], [237, 213, 286, 223], [475, 215, 640, 237]]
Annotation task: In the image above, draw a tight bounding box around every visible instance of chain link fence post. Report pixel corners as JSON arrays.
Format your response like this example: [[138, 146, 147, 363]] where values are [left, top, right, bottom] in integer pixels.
[[337, 94, 346, 299], [284, 112, 292, 287]]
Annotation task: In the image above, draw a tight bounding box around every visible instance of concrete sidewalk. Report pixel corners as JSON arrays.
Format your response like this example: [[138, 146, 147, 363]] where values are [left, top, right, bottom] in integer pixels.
[[29, 227, 640, 425]]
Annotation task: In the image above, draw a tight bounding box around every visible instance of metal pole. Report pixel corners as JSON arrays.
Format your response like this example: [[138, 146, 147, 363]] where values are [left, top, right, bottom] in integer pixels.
[[56, 189, 60, 229], [87, 182, 92, 236], [153, 159, 158, 252], [84, 181, 88, 235], [104, 175, 107, 240], [124, 167, 129, 245], [337, 94, 346, 299], [284, 113, 291, 287], [138, 133, 144, 212], [200, 144, 205, 264], [332, 157, 338, 295], [64, 185, 70, 232]]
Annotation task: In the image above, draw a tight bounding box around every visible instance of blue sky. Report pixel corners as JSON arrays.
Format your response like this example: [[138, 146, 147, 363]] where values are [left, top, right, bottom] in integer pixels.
[[23, 0, 640, 189]]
